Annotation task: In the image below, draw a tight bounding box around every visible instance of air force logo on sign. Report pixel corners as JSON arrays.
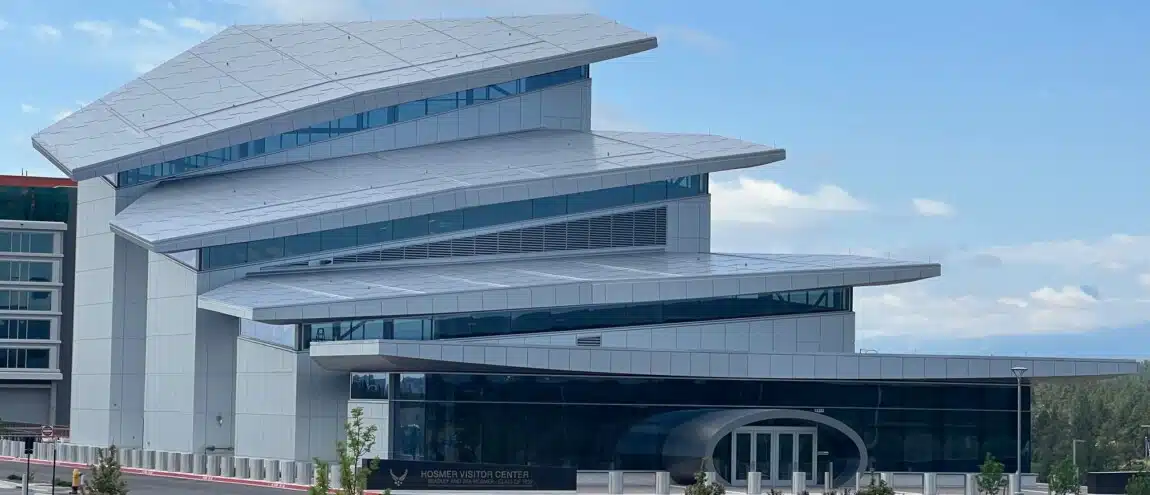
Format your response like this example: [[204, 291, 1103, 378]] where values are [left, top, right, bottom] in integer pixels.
[[390, 469, 409, 487]]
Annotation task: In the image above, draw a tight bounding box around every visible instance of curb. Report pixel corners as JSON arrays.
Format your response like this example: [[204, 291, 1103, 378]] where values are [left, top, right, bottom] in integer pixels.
[[0, 456, 314, 492]]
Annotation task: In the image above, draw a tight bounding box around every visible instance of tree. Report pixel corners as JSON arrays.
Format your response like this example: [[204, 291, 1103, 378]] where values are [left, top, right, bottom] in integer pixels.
[[1048, 458, 1080, 495], [336, 407, 381, 495], [1128, 471, 1150, 495], [85, 445, 128, 495], [309, 458, 331, 495], [683, 458, 724, 495], [977, 453, 1009, 495], [857, 473, 894, 495]]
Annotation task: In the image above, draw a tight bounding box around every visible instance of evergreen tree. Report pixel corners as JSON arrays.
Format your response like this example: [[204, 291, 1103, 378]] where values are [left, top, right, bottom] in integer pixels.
[[977, 453, 1008, 495], [85, 445, 128, 495], [309, 458, 331, 495]]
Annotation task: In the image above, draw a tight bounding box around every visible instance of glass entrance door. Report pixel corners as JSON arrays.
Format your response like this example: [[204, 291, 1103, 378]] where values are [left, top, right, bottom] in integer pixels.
[[729, 427, 817, 487]]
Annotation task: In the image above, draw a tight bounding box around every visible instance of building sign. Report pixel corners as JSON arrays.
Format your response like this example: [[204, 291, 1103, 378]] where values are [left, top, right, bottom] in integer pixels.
[[366, 460, 577, 491]]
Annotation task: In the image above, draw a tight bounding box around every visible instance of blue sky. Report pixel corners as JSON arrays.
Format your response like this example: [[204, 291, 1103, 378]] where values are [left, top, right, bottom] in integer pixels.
[[2, 0, 1149, 355]]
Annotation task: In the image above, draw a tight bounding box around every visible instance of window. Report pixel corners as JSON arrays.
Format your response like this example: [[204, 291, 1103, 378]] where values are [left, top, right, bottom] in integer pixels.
[[199, 175, 706, 270], [0, 186, 72, 222], [0, 348, 50, 368], [0, 261, 54, 282], [0, 319, 51, 339], [0, 231, 55, 254], [0, 290, 53, 311], [117, 65, 592, 186], [297, 286, 849, 349], [350, 373, 389, 400]]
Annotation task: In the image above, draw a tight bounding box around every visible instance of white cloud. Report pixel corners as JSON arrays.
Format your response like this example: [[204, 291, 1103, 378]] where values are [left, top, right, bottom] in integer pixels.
[[176, 17, 223, 35], [73, 20, 116, 41], [20, 104, 39, 114], [710, 176, 869, 225], [1139, 273, 1150, 289], [137, 19, 166, 33], [912, 198, 955, 217], [855, 283, 1150, 339], [653, 25, 728, 53], [52, 110, 74, 122], [979, 234, 1150, 272], [32, 24, 62, 41]]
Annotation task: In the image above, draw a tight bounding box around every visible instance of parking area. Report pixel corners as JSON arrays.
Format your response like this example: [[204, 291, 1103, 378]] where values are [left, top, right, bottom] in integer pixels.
[[0, 460, 300, 495]]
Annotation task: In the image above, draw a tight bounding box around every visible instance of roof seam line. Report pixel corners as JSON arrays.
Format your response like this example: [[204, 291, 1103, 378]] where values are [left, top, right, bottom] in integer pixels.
[[487, 16, 572, 55], [234, 25, 359, 95], [590, 131, 697, 162], [146, 49, 291, 132], [323, 23, 438, 78], [411, 19, 512, 66]]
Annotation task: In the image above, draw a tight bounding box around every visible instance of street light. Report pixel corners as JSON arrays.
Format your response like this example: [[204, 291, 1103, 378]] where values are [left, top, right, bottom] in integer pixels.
[[1072, 439, 1084, 472], [1011, 366, 1028, 495]]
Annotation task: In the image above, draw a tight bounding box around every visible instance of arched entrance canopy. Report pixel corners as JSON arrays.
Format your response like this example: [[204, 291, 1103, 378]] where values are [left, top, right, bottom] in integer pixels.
[[660, 409, 869, 485]]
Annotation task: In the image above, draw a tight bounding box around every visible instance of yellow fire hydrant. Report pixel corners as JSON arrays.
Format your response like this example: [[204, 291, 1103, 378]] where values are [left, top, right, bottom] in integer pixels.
[[71, 468, 80, 494]]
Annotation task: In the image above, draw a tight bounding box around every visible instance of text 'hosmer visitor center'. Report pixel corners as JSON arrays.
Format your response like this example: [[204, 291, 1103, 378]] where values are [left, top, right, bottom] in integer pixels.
[[35, 14, 1137, 488]]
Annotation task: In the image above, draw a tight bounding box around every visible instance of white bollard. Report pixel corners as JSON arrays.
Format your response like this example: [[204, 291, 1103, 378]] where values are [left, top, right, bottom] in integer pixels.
[[265, 460, 280, 482], [249, 458, 264, 480], [826, 470, 833, 492], [881, 471, 893, 487], [281, 461, 296, 484], [181, 453, 194, 473], [143, 450, 155, 470], [793, 472, 807, 495], [296, 461, 312, 484], [747, 471, 762, 495], [233, 457, 249, 478], [608, 470, 624, 494], [924, 472, 937, 495], [1009, 473, 1020, 495], [193, 454, 206, 474], [655, 471, 672, 495], [856, 471, 862, 492], [966, 473, 979, 495], [206, 455, 220, 476]]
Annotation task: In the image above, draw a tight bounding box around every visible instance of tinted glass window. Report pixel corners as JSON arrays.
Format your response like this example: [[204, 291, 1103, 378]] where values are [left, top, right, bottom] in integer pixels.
[[117, 66, 591, 187], [199, 175, 705, 270], [297, 287, 849, 348]]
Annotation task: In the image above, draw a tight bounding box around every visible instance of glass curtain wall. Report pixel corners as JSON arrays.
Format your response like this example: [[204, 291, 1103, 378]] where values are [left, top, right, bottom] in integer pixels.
[[370, 373, 1032, 474]]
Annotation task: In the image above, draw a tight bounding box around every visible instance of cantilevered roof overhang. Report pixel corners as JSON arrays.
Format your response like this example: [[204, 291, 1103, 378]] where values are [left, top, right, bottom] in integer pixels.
[[33, 14, 657, 180], [198, 251, 941, 322], [309, 339, 1141, 381], [110, 129, 785, 253]]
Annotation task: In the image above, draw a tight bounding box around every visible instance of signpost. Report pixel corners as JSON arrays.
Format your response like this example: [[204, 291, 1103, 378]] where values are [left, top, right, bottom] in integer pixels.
[[22, 436, 34, 495], [41, 426, 57, 495]]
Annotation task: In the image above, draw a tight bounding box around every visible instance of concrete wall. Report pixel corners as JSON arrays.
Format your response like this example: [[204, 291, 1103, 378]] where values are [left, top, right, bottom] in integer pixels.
[[70, 179, 147, 448], [347, 400, 389, 460], [144, 253, 237, 452], [462, 312, 856, 354], [0, 386, 51, 424], [234, 338, 347, 461]]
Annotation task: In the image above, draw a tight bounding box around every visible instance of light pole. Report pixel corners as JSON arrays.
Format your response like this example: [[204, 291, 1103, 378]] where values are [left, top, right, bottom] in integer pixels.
[[1071, 439, 1084, 472], [1011, 366, 1027, 495], [1141, 425, 1150, 461]]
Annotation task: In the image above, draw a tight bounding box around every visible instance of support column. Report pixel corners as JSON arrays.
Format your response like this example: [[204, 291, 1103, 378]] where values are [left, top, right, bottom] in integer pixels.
[[69, 179, 147, 448], [143, 254, 237, 453]]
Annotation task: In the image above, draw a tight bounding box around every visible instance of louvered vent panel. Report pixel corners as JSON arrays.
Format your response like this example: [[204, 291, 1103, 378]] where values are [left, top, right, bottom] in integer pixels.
[[575, 335, 603, 347], [277, 207, 667, 269]]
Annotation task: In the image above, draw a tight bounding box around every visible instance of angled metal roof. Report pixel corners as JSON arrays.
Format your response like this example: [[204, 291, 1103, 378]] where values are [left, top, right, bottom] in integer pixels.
[[309, 339, 1141, 380], [198, 251, 940, 321], [32, 14, 655, 179], [110, 129, 784, 253]]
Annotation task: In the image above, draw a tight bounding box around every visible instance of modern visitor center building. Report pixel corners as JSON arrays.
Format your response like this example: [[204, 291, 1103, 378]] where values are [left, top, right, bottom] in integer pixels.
[[34, 14, 1136, 487]]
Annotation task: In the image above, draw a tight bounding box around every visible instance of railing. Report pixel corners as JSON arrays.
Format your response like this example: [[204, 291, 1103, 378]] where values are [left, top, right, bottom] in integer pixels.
[[0, 437, 1043, 495]]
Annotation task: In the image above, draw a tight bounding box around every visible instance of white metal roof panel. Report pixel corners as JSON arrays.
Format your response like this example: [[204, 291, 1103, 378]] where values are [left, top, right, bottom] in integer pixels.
[[110, 129, 783, 252], [198, 251, 940, 321], [309, 339, 1142, 380], [32, 14, 655, 179]]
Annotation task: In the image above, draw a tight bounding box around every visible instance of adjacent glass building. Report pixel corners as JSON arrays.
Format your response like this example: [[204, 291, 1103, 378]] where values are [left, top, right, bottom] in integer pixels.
[[39, 13, 1136, 486], [0, 174, 76, 428]]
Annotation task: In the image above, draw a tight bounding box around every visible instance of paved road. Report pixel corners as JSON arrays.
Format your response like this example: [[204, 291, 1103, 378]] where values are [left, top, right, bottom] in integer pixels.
[[0, 461, 299, 495]]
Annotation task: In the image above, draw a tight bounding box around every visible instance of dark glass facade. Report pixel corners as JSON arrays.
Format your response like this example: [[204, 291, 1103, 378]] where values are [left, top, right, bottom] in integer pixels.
[[360, 373, 1031, 474], [299, 286, 849, 349], [0, 290, 52, 311], [118, 65, 591, 186], [201, 175, 706, 270], [0, 319, 51, 339], [0, 185, 71, 222]]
